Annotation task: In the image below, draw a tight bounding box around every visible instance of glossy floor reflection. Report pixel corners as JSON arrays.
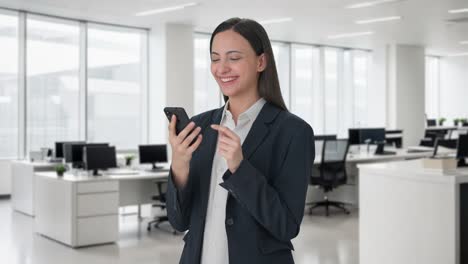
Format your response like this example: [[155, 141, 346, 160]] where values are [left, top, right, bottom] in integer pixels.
[[0, 199, 358, 264]]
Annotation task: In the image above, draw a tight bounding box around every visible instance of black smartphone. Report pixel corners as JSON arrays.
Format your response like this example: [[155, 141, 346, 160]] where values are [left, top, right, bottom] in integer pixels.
[[163, 107, 192, 135]]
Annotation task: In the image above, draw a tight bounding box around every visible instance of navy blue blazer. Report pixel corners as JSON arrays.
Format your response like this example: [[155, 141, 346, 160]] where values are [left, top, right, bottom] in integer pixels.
[[167, 102, 315, 264]]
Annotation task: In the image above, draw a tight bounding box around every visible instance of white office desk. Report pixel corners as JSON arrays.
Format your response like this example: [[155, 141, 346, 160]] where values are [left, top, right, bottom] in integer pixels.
[[34, 170, 168, 248], [11, 160, 57, 216], [314, 148, 437, 165], [359, 160, 468, 264]]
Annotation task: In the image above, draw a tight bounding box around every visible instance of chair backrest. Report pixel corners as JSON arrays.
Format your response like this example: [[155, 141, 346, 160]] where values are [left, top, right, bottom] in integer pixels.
[[312, 139, 349, 189], [322, 139, 349, 163], [156, 181, 168, 202]]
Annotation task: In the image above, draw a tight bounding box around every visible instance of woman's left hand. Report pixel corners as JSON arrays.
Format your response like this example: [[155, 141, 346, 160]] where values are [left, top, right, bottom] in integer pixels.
[[211, 124, 243, 173]]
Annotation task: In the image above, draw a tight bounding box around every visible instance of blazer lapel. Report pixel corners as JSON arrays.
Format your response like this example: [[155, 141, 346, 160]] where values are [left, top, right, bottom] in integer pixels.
[[242, 103, 281, 160]]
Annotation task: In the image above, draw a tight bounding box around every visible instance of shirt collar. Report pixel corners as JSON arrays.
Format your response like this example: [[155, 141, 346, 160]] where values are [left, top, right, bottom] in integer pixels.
[[222, 97, 266, 123]]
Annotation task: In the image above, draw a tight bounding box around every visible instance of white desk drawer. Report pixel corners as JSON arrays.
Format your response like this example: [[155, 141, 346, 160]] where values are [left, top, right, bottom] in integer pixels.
[[77, 215, 118, 246], [77, 181, 118, 194], [77, 192, 118, 217]]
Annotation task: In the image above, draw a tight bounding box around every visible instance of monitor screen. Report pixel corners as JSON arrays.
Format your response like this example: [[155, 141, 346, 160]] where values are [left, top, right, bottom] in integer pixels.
[[55, 141, 85, 158], [84, 146, 117, 173], [139, 144, 167, 164], [64, 143, 108, 166], [427, 119, 437, 127], [457, 134, 468, 159], [360, 128, 386, 144], [348, 129, 361, 145]]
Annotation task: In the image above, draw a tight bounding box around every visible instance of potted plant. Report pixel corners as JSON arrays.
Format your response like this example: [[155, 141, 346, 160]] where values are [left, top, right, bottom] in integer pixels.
[[454, 118, 460, 126], [461, 118, 468, 127], [124, 155, 135, 167], [55, 164, 66, 177], [438, 117, 446, 126]]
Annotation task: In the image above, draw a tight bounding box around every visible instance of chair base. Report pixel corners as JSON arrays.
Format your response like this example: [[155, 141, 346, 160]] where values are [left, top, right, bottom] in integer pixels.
[[147, 216, 177, 235], [307, 200, 350, 216]]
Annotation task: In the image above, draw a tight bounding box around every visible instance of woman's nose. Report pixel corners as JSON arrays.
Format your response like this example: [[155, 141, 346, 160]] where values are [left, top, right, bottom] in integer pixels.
[[217, 60, 230, 74]]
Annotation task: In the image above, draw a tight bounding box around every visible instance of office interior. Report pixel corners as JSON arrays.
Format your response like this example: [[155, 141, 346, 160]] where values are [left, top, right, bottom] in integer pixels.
[[1, 0, 468, 263]]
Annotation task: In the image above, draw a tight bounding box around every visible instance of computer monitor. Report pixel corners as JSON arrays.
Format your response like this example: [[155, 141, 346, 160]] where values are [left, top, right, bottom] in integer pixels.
[[84, 146, 117, 176], [348, 129, 361, 145], [360, 128, 386, 144], [139, 144, 167, 170], [427, 119, 437, 127], [457, 134, 468, 167], [55, 141, 85, 158], [315, 135, 337, 141], [64, 143, 108, 168], [433, 138, 458, 157]]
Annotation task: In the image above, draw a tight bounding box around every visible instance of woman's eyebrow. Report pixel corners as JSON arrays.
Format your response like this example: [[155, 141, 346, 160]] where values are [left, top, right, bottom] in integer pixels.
[[211, 50, 243, 55]]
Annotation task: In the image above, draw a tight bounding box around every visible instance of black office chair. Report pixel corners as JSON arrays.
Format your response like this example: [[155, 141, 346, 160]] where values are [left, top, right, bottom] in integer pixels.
[[307, 139, 350, 216], [419, 130, 447, 147], [147, 180, 175, 234]]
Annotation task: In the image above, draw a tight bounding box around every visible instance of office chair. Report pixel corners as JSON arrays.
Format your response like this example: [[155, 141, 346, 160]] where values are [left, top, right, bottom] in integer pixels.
[[314, 135, 337, 158], [307, 139, 350, 216], [147, 180, 175, 234], [419, 129, 447, 147]]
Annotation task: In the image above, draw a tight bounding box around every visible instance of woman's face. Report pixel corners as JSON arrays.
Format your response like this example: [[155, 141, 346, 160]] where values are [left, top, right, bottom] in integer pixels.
[[210, 30, 265, 99]]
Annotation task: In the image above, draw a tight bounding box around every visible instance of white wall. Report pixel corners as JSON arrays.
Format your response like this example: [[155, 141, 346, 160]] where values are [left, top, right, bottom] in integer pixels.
[[387, 44, 425, 147], [368, 43, 387, 127], [440, 57, 468, 120], [165, 24, 195, 116], [0, 160, 12, 195], [148, 23, 195, 145]]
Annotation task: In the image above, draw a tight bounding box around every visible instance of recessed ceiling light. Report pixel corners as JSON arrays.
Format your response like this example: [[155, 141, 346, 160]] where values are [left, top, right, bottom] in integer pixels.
[[135, 2, 198, 16], [258, 17, 293, 25], [447, 52, 468, 57], [346, 0, 404, 9], [460, 41, 468, 45], [448, 8, 468, 14], [328, 31, 374, 39], [355, 16, 402, 24]]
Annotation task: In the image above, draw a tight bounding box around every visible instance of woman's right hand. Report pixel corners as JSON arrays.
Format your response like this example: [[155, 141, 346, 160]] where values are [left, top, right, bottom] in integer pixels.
[[168, 114, 203, 189]]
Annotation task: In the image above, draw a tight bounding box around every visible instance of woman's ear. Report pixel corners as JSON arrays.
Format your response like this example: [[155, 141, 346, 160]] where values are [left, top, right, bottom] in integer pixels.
[[257, 53, 267, 72]]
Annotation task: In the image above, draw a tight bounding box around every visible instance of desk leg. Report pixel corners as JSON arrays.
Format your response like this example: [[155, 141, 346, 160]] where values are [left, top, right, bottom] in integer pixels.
[[138, 205, 142, 221]]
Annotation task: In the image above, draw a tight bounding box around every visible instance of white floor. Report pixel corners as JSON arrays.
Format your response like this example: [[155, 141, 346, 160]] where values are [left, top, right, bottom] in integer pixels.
[[0, 198, 358, 264]]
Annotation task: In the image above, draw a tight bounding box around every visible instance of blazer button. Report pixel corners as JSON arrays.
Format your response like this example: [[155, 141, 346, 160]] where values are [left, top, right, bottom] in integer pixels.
[[226, 218, 234, 226]]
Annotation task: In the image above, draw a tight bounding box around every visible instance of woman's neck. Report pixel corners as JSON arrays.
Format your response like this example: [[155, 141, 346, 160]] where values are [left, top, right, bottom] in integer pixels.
[[228, 92, 261, 124]]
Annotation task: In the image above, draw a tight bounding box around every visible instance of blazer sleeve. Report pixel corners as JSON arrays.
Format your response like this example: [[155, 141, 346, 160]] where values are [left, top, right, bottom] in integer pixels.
[[166, 167, 194, 232], [166, 113, 206, 232], [219, 123, 314, 242]]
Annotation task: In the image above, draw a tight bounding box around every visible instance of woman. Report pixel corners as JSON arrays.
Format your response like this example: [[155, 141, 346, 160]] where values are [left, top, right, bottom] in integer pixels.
[[167, 17, 315, 264]]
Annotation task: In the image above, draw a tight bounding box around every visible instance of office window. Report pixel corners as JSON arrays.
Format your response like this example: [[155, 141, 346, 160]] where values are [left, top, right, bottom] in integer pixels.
[[0, 12, 18, 158], [87, 24, 147, 149], [194, 34, 221, 115], [291, 44, 323, 133], [272, 42, 290, 108], [324, 48, 340, 134], [425, 56, 440, 119], [26, 15, 81, 152]]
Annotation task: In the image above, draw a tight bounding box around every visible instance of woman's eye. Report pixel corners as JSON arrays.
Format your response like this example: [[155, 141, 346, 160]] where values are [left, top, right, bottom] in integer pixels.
[[211, 58, 220, 62], [230, 57, 240, 61]]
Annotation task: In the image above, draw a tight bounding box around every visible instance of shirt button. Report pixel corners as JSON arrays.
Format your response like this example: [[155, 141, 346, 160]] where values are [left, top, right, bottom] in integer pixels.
[[226, 218, 234, 226]]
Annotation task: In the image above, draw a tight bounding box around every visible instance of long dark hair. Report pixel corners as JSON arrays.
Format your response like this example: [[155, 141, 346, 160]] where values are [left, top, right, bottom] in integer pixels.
[[209, 17, 288, 111]]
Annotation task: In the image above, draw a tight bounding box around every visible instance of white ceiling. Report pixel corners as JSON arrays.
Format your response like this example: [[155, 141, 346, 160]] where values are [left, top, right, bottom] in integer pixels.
[[1, 0, 468, 55]]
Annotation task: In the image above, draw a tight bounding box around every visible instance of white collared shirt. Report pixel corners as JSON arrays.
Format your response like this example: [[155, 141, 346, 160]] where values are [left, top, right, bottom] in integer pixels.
[[200, 97, 267, 264]]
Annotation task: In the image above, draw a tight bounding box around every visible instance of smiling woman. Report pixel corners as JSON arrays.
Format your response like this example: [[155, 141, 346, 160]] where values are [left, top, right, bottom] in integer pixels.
[[166, 17, 315, 264]]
